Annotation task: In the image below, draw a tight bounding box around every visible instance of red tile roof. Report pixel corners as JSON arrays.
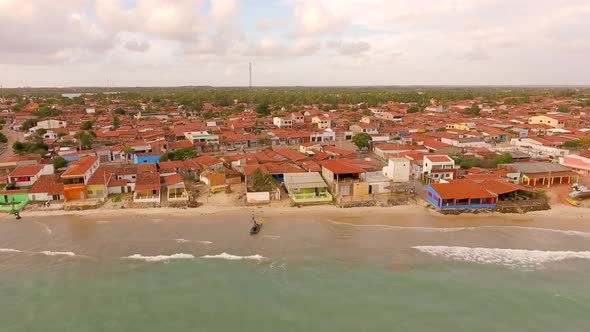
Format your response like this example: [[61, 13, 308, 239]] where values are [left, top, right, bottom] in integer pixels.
[[9, 165, 44, 178], [28, 174, 64, 195], [275, 148, 308, 162], [430, 179, 495, 199], [164, 173, 184, 186], [425, 155, 454, 163], [61, 156, 98, 179], [322, 159, 365, 174], [135, 172, 161, 191]]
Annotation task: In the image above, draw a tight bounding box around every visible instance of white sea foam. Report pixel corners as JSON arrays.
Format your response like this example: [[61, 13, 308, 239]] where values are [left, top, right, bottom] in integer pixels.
[[125, 253, 195, 262], [40, 251, 76, 257], [413, 246, 590, 269], [329, 221, 469, 232], [263, 235, 281, 239], [0, 248, 22, 253], [196, 240, 213, 245], [200, 252, 266, 261], [174, 238, 189, 243]]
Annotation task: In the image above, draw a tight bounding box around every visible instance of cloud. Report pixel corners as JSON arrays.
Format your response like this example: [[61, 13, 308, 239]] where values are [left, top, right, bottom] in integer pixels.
[[245, 37, 321, 58], [327, 40, 371, 55], [124, 40, 151, 52], [294, 0, 347, 35]]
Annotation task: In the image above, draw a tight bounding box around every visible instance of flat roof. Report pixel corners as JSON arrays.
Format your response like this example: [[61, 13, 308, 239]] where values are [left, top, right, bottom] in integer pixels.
[[284, 172, 328, 190], [508, 162, 571, 174]]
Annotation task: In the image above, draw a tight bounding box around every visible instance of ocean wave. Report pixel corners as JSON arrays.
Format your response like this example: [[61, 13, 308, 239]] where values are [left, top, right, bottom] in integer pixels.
[[0, 248, 22, 253], [125, 253, 195, 262], [40, 251, 76, 257], [174, 238, 189, 243], [196, 241, 213, 245], [413, 246, 590, 269], [200, 252, 266, 261]]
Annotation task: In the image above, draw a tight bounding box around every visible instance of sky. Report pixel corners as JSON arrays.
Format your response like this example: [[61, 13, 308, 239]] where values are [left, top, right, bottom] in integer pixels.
[[1, 0, 589, 87]]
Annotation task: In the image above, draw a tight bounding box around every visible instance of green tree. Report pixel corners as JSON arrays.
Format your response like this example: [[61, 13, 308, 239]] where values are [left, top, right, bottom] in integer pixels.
[[256, 103, 270, 117], [121, 144, 133, 164], [563, 140, 581, 148], [114, 108, 126, 115], [113, 115, 120, 129], [74, 131, 94, 150], [487, 153, 513, 168], [32, 106, 61, 118], [81, 120, 94, 130], [160, 148, 197, 161], [0, 132, 7, 144], [557, 105, 569, 113], [251, 168, 277, 192], [352, 133, 372, 149], [464, 103, 481, 117], [51, 156, 68, 169], [407, 105, 420, 113], [36, 128, 47, 136], [579, 137, 590, 150], [21, 118, 37, 131], [12, 141, 25, 153]]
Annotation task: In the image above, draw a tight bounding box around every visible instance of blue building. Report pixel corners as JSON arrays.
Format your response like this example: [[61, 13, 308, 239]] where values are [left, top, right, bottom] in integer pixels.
[[133, 152, 162, 164], [427, 179, 497, 210]]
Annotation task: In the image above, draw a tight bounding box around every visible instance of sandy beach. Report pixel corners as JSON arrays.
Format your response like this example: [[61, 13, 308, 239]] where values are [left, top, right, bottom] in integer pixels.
[[6, 202, 590, 233]]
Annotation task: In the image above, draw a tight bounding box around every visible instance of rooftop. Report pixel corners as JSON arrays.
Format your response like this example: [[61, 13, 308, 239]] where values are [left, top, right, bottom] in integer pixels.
[[284, 172, 328, 190]]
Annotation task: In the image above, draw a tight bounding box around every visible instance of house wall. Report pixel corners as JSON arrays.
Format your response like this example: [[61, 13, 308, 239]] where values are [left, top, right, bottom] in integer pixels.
[[64, 184, 87, 200], [29, 192, 63, 201], [559, 155, 590, 176], [426, 185, 497, 210], [321, 167, 335, 186], [86, 184, 107, 199], [382, 158, 411, 182]]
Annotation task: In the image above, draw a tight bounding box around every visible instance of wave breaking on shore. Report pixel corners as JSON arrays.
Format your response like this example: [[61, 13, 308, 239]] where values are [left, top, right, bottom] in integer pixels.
[[413, 246, 590, 269], [201, 252, 266, 261], [125, 253, 195, 262]]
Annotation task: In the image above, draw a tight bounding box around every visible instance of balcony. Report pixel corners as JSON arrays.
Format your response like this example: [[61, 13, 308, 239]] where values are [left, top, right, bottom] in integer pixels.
[[168, 190, 189, 202], [133, 191, 161, 203], [291, 192, 333, 204]]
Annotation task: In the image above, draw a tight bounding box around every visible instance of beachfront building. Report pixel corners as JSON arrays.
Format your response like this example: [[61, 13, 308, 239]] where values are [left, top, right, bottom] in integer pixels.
[[427, 179, 496, 210], [61, 156, 100, 200], [28, 174, 64, 202], [321, 159, 368, 197], [283, 172, 332, 205], [8, 164, 54, 188], [559, 152, 590, 176], [199, 170, 228, 193], [164, 174, 189, 202], [382, 157, 411, 182], [504, 162, 579, 187], [0, 189, 29, 212], [184, 131, 220, 145], [133, 172, 161, 204]]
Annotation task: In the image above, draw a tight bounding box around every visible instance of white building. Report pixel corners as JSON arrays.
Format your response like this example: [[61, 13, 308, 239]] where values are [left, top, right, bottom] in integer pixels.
[[272, 117, 293, 128], [422, 155, 456, 183], [36, 119, 67, 129], [311, 116, 331, 129], [382, 157, 411, 182], [184, 131, 220, 144], [8, 164, 54, 188]]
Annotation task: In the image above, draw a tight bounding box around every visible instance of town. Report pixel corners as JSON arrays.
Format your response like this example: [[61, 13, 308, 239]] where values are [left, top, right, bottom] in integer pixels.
[[0, 87, 589, 215]]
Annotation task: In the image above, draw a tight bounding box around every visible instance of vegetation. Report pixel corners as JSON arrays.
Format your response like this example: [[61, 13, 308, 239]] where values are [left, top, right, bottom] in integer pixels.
[[74, 131, 95, 150], [159, 148, 197, 161], [114, 108, 126, 115], [406, 105, 421, 113], [81, 120, 94, 130], [256, 103, 270, 117], [352, 133, 372, 149], [557, 105, 569, 113], [251, 168, 277, 192], [21, 119, 37, 131], [258, 137, 271, 146], [113, 115, 120, 129], [32, 106, 61, 118], [51, 156, 68, 169], [0, 132, 7, 144], [121, 144, 133, 164], [12, 141, 49, 156], [463, 103, 481, 117]]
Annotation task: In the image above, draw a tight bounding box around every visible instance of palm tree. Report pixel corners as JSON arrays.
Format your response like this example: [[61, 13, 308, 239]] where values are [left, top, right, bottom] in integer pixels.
[[121, 144, 133, 164], [252, 168, 276, 192]]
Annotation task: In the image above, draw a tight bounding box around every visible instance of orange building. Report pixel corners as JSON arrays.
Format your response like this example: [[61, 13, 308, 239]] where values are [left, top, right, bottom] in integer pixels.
[[61, 156, 100, 200]]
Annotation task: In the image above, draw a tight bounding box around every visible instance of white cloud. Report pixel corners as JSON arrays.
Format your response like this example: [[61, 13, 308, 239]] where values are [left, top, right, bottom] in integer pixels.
[[294, 0, 346, 35], [124, 40, 152, 53]]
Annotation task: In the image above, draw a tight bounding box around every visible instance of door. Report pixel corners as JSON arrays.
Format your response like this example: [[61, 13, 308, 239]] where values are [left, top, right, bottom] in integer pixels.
[[80, 191, 84, 200]]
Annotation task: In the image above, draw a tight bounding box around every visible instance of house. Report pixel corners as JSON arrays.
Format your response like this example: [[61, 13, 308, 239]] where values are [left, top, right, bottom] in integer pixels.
[[86, 166, 117, 200], [422, 155, 457, 183], [28, 174, 64, 202], [311, 116, 331, 129], [283, 172, 332, 205], [528, 115, 566, 128], [34, 118, 67, 130], [190, 155, 224, 172], [291, 112, 304, 124], [427, 179, 497, 210], [61, 156, 100, 200], [504, 162, 579, 186], [272, 117, 293, 128], [350, 123, 378, 135], [133, 152, 162, 164], [321, 159, 368, 197], [184, 131, 220, 145], [199, 170, 229, 193], [0, 189, 29, 211], [164, 174, 189, 202], [360, 171, 391, 194], [382, 157, 411, 182], [8, 164, 54, 188], [133, 172, 161, 204], [560, 152, 590, 176]]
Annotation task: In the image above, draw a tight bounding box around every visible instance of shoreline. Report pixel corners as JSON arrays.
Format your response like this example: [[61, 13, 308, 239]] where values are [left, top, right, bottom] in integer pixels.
[[6, 202, 590, 232]]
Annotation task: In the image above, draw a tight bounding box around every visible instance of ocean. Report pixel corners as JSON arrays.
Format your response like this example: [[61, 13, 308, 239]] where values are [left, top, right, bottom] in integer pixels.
[[1, 211, 590, 331]]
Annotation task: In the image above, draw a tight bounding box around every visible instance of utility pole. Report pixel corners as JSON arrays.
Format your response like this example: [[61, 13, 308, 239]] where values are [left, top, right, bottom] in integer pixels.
[[248, 62, 253, 111]]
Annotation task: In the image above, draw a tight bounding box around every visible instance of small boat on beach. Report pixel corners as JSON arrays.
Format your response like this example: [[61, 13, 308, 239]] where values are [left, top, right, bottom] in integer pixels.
[[569, 184, 590, 199], [250, 218, 263, 235], [566, 198, 581, 207]]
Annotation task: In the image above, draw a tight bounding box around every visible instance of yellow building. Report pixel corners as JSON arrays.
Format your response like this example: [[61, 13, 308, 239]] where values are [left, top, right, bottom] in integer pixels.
[[527, 115, 565, 128]]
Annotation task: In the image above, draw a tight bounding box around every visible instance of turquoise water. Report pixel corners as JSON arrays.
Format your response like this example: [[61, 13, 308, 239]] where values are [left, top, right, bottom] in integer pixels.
[[1, 257, 590, 332]]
